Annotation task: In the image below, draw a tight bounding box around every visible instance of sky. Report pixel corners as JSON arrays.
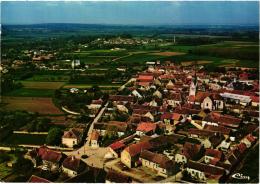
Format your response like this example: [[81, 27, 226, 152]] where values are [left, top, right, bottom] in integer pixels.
[[1, 1, 259, 26]]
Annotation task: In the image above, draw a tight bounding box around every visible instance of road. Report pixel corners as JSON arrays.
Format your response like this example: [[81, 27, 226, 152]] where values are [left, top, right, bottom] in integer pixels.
[[63, 78, 134, 168], [64, 102, 110, 168]]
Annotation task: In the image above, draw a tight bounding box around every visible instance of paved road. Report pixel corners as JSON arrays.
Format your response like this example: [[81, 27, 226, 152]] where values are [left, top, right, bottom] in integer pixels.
[[63, 102, 110, 168]]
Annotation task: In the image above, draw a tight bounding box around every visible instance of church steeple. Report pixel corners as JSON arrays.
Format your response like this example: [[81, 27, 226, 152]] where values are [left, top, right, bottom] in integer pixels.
[[189, 61, 198, 96]]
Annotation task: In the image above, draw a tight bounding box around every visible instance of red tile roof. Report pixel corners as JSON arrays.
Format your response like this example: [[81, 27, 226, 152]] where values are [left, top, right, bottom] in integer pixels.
[[62, 156, 84, 172], [245, 134, 256, 143], [182, 142, 203, 160], [140, 150, 174, 169], [137, 82, 151, 87], [250, 96, 259, 103], [137, 75, 154, 82], [204, 125, 231, 135], [90, 131, 99, 141], [109, 141, 126, 151], [205, 149, 223, 160], [62, 128, 84, 139], [28, 175, 51, 183], [188, 128, 214, 137], [38, 146, 62, 163], [109, 95, 134, 102], [187, 160, 225, 176], [124, 141, 152, 157], [236, 143, 247, 154], [136, 122, 156, 133]]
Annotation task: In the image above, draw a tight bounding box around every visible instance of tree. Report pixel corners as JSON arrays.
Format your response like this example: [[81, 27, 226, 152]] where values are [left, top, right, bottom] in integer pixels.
[[45, 127, 62, 146], [13, 157, 34, 174]]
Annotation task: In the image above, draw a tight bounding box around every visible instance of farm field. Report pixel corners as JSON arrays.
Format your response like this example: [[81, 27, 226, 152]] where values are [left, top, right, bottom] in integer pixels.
[[63, 83, 121, 89], [2, 97, 63, 114], [20, 81, 65, 89], [1, 133, 47, 146], [5, 88, 54, 97], [25, 74, 70, 82]]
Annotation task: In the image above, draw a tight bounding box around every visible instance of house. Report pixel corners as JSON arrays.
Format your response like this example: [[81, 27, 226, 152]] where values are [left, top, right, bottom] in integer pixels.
[[194, 92, 223, 111], [109, 95, 134, 105], [62, 156, 86, 177], [93, 121, 128, 137], [27, 175, 51, 183], [204, 125, 231, 138], [204, 149, 223, 164], [186, 160, 225, 183], [105, 170, 132, 183], [153, 90, 162, 99], [37, 146, 63, 172], [62, 128, 84, 148], [188, 128, 215, 139], [166, 80, 174, 90], [87, 99, 103, 115], [250, 95, 259, 107], [121, 141, 152, 168], [175, 142, 204, 164], [132, 89, 142, 98], [136, 122, 157, 136], [140, 150, 174, 177], [165, 93, 182, 107], [116, 104, 129, 113], [217, 140, 231, 152], [149, 100, 158, 107], [202, 112, 241, 129], [90, 131, 100, 148], [241, 134, 257, 148], [220, 92, 251, 106], [105, 141, 126, 158], [161, 112, 183, 125]]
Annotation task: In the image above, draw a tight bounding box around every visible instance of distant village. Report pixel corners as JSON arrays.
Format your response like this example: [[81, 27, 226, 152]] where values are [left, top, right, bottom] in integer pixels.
[[22, 61, 259, 183]]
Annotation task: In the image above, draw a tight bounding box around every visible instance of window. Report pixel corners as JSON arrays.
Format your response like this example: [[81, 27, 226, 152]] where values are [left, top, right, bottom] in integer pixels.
[[206, 103, 209, 107]]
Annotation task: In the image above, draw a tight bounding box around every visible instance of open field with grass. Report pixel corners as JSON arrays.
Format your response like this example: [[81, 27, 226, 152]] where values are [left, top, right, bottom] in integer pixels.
[[20, 81, 65, 89], [0, 163, 12, 179], [26, 74, 70, 82], [151, 51, 186, 56], [63, 83, 121, 89], [2, 97, 63, 114], [5, 88, 54, 97], [1, 133, 47, 146]]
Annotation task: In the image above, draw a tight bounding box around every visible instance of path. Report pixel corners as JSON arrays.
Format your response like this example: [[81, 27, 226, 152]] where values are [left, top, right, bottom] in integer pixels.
[[112, 53, 133, 62]]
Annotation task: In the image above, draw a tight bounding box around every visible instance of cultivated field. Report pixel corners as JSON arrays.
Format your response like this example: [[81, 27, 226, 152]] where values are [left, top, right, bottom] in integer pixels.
[[151, 51, 185, 56], [5, 88, 55, 97], [20, 81, 65, 89], [2, 97, 63, 114]]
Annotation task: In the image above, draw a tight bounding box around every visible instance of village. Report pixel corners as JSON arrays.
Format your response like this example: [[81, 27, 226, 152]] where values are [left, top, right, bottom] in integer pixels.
[[20, 61, 259, 183]]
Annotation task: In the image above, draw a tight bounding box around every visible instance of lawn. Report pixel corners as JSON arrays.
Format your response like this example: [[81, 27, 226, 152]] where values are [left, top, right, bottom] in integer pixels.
[[5, 88, 54, 97], [1, 133, 47, 146]]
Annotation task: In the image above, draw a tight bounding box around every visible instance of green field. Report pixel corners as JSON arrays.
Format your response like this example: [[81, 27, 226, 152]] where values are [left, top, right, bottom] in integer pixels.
[[5, 88, 54, 97], [0, 163, 12, 179], [26, 74, 70, 82], [1, 133, 47, 146], [63, 83, 121, 89]]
